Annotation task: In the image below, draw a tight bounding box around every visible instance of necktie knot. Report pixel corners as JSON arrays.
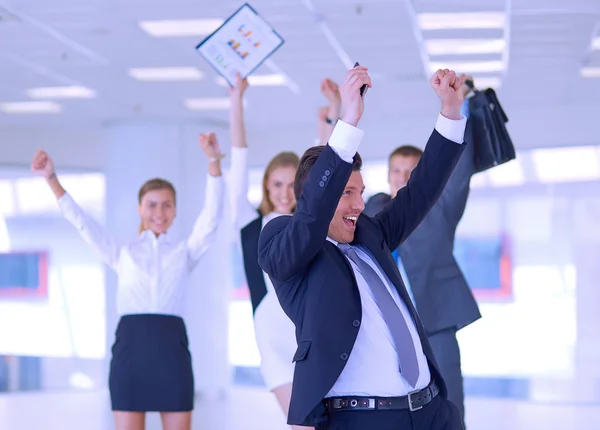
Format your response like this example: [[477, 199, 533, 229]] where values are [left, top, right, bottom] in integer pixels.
[[338, 243, 351, 254], [338, 243, 358, 261]]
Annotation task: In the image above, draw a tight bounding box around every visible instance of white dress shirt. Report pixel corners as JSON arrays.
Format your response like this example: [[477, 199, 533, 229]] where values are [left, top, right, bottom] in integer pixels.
[[57, 174, 224, 318], [325, 114, 466, 397]]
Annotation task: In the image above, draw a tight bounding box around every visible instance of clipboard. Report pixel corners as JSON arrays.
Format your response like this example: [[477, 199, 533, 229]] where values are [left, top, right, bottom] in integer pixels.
[[195, 3, 285, 87]]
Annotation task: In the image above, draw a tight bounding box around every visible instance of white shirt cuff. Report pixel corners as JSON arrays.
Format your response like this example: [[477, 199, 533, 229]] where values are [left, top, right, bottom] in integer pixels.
[[435, 113, 467, 144], [327, 120, 364, 163]]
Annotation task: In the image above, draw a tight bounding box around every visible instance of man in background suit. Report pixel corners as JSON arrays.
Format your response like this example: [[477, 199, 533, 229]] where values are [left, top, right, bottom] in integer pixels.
[[258, 65, 468, 430], [363, 77, 481, 425]]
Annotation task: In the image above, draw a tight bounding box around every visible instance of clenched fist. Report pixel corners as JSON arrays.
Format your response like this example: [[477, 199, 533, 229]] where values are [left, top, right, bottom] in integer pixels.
[[199, 132, 221, 160], [430, 69, 467, 120], [31, 150, 55, 179]]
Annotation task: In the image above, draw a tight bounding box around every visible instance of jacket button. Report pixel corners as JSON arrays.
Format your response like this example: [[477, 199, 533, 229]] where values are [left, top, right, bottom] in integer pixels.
[[322, 175, 328, 181], [319, 181, 325, 187], [325, 169, 331, 176], [353, 320, 360, 327], [340, 353, 349, 360]]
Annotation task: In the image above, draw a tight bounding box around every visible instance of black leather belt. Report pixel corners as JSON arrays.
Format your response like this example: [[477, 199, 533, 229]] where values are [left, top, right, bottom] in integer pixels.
[[325, 379, 439, 413]]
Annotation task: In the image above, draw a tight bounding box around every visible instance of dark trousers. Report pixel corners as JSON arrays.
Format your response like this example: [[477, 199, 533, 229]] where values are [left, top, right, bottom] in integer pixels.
[[326, 395, 463, 430], [428, 328, 465, 425]]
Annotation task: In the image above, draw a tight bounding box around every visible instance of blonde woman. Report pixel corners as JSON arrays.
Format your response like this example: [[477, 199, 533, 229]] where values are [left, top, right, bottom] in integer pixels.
[[30, 133, 224, 430]]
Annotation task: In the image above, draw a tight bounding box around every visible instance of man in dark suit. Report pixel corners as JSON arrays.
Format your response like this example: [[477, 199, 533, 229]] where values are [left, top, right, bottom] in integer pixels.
[[258, 65, 468, 430], [363, 77, 481, 425]]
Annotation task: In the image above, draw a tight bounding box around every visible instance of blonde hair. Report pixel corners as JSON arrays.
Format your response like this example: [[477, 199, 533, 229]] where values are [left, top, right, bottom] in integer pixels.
[[258, 152, 300, 216], [137, 178, 177, 234]]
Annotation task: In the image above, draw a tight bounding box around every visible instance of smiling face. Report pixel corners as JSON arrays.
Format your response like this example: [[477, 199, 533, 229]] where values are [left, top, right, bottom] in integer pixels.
[[266, 165, 296, 214], [328, 171, 365, 244], [138, 187, 176, 236]]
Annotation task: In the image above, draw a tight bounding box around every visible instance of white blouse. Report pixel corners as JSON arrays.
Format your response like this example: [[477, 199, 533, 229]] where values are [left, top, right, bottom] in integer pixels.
[[57, 174, 224, 318]]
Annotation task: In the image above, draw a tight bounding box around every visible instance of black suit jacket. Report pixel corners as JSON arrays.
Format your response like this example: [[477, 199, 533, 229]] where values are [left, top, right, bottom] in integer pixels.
[[258, 129, 464, 427], [364, 120, 481, 333]]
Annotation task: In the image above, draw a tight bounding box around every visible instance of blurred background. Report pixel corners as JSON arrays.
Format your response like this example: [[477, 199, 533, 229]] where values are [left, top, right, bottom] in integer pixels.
[[1, 0, 599, 429]]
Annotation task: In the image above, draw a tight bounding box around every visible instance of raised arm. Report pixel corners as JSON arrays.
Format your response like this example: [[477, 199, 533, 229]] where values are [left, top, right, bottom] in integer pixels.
[[435, 77, 476, 228], [228, 73, 261, 230], [31, 150, 121, 268], [258, 67, 371, 282], [317, 78, 342, 145], [374, 70, 468, 251], [187, 133, 225, 269]]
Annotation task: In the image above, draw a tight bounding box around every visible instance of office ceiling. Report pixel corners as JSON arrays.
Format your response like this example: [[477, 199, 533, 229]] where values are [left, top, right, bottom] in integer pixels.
[[0, 0, 599, 152]]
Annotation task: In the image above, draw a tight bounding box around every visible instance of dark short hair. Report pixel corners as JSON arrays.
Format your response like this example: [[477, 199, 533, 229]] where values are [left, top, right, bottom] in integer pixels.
[[294, 146, 362, 200], [389, 145, 423, 164]]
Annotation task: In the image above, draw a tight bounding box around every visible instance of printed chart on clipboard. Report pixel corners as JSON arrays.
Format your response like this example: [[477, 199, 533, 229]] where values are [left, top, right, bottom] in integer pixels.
[[196, 3, 285, 87]]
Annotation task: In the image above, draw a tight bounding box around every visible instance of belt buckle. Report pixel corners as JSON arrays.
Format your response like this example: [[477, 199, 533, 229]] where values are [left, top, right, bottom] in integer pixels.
[[408, 389, 424, 412]]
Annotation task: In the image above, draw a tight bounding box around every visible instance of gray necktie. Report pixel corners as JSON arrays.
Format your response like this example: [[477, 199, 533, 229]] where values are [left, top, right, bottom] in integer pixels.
[[339, 243, 420, 387]]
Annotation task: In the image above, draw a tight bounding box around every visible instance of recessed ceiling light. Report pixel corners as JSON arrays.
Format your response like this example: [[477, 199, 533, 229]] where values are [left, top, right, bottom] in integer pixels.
[[26, 86, 96, 99], [531, 146, 600, 183], [592, 37, 600, 50], [139, 19, 223, 37], [215, 74, 287, 87], [183, 98, 247, 110], [418, 12, 505, 30], [425, 39, 506, 56], [429, 61, 504, 74], [0, 101, 61, 114], [581, 67, 600, 78], [129, 67, 204, 81]]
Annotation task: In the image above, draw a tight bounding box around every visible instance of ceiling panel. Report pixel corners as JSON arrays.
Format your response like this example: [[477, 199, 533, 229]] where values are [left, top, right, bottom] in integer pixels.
[[0, 0, 597, 151]]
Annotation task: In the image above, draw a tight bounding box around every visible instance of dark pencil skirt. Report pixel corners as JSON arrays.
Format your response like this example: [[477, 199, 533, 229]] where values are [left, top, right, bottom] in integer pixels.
[[109, 314, 194, 412]]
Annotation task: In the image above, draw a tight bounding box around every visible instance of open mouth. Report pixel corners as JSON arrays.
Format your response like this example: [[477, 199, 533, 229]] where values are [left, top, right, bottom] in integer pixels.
[[343, 215, 358, 230]]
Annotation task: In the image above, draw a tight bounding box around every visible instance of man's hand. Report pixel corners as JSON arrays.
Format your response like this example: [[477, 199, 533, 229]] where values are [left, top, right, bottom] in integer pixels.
[[229, 73, 248, 99], [340, 66, 371, 127], [320, 78, 341, 105], [430, 69, 466, 120]]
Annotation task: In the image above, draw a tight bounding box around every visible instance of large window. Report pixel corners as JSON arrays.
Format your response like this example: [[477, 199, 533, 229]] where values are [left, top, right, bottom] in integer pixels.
[[0, 170, 107, 360]]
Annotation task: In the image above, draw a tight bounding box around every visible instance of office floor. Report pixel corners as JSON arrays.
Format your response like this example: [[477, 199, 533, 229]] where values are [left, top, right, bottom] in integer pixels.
[[0, 387, 597, 430]]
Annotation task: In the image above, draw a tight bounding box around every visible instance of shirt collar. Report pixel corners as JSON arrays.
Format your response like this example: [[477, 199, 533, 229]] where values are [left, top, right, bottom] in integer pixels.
[[327, 237, 339, 246], [139, 229, 172, 244]]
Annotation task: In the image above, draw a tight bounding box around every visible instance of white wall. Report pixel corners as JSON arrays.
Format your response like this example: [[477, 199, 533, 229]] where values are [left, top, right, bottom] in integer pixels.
[[0, 126, 103, 170], [1, 102, 598, 170]]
